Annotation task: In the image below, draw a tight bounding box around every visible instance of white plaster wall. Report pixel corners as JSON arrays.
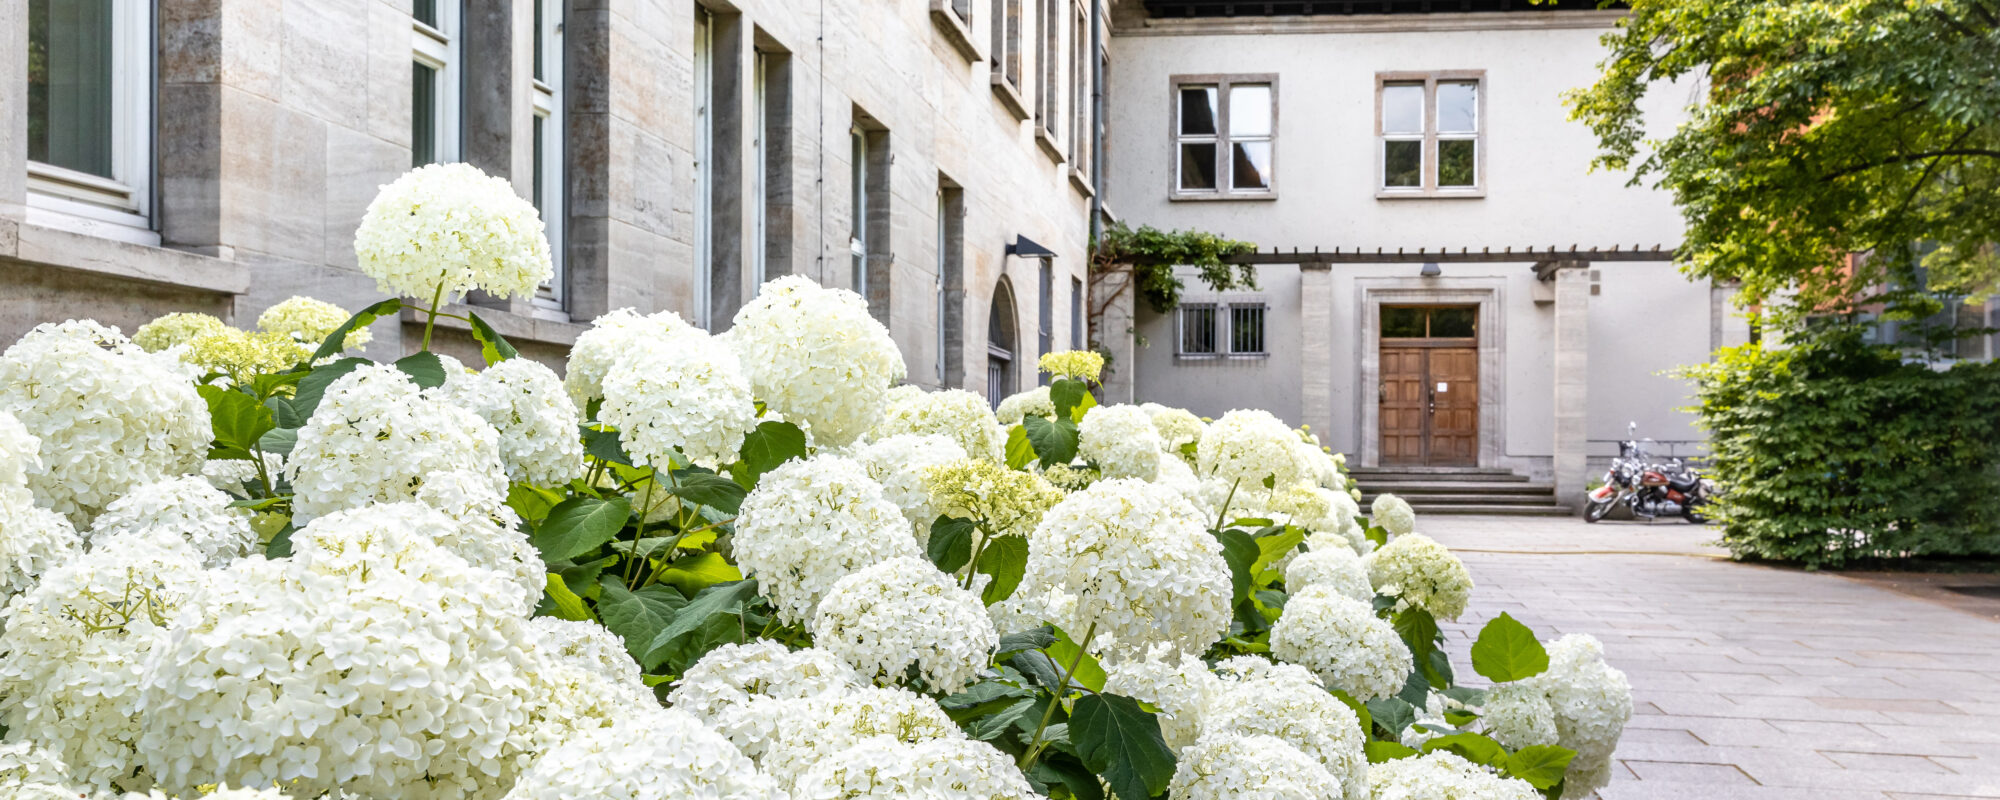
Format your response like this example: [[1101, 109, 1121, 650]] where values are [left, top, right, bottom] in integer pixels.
[[1131, 264, 1304, 421]]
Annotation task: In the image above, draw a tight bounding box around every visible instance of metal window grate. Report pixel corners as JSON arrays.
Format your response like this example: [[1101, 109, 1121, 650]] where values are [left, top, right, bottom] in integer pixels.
[[1179, 304, 1218, 355], [1229, 303, 1266, 354]]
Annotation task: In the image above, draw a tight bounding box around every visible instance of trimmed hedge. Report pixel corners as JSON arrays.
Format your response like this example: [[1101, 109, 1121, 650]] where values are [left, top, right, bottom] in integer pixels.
[[1682, 332, 2000, 567]]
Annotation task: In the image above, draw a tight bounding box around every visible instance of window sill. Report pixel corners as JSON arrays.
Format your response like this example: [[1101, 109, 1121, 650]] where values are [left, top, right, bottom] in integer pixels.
[[1034, 127, 1065, 164], [1376, 188, 1486, 200], [3, 219, 247, 296], [1174, 352, 1271, 362], [930, 1, 982, 62], [400, 301, 588, 348], [991, 74, 1030, 121], [1068, 167, 1095, 197], [1169, 190, 1277, 202]]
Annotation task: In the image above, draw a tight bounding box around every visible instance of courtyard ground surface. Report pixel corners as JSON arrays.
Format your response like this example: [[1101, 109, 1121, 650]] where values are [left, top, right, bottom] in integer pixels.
[[1426, 515, 2000, 800]]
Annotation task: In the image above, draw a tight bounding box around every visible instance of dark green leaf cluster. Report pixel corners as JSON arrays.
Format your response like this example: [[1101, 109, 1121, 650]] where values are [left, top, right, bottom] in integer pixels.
[[1091, 222, 1259, 315]]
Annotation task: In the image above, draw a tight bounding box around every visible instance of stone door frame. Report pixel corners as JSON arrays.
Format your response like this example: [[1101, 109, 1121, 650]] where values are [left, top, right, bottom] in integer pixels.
[[1355, 278, 1506, 468]]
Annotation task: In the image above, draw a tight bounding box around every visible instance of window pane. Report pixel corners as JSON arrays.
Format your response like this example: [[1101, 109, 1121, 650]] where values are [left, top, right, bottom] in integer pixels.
[[532, 116, 545, 214], [1181, 306, 1217, 354], [1231, 141, 1271, 190], [1179, 86, 1217, 136], [1382, 140, 1421, 188], [1432, 307, 1477, 338], [412, 62, 438, 167], [1437, 81, 1477, 133], [1381, 307, 1425, 338], [27, 0, 115, 177], [414, 0, 438, 27], [1229, 84, 1271, 137], [1438, 139, 1476, 187], [533, 0, 544, 81], [1382, 83, 1424, 134], [1179, 142, 1218, 190], [953, 0, 972, 20], [1230, 305, 1265, 354]]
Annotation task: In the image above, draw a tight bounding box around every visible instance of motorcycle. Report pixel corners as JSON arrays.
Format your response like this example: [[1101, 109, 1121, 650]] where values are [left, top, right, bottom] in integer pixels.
[[1582, 424, 1716, 524]]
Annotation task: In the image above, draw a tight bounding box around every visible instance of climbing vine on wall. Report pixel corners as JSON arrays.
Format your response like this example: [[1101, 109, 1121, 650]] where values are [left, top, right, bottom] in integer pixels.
[[1086, 222, 1258, 356]]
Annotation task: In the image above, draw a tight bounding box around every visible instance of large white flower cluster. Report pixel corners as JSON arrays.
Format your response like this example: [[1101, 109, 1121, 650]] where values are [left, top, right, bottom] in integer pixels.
[[0, 321, 208, 525], [1196, 409, 1316, 495], [1478, 682, 1560, 751], [353, 162, 553, 301], [810, 556, 997, 693], [667, 641, 865, 759], [794, 735, 1039, 800], [0, 411, 79, 606], [503, 707, 776, 800], [131, 312, 230, 353], [1371, 493, 1417, 536], [599, 330, 757, 469], [993, 385, 1054, 425], [1513, 634, 1632, 798], [922, 458, 1066, 539], [1367, 751, 1542, 800], [870, 388, 1006, 462], [285, 363, 507, 521], [1169, 733, 1346, 800], [1103, 647, 1221, 750], [1269, 584, 1411, 700], [725, 276, 904, 447], [1283, 545, 1374, 603], [1199, 656, 1368, 799], [562, 307, 696, 407], [733, 455, 919, 624], [1142, 402, 1206, 453], [257, 295, 370, 351], [1022, 479, 1232, 658], [845, 434, 969, 540], [1079, 404, 1166, 480], [435, 358, 586, 486], [84, 476, 257, 568], [756, 685, 964, 793], [1364, 533, 1474, 620]]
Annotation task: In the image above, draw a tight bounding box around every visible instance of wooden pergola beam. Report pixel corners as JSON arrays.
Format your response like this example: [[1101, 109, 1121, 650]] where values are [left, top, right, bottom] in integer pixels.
[[1224, 245, 1678, 265]]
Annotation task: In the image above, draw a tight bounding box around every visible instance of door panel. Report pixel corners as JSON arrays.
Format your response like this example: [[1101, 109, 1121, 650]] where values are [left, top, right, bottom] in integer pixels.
[[1428, 347, 1478, 466], [1380, 347, 1426, 465]]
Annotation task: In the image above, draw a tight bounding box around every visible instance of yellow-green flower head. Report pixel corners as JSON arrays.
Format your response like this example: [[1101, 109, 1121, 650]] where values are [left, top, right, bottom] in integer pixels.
[[132, 313, 229, 353], [1037, 350, 1105, 383], [184, 329, 312, 383], [922, 458, 1066, 537], [257, 296, 370, 351]]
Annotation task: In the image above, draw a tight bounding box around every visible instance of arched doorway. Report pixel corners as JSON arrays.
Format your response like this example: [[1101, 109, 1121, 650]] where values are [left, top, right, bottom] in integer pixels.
[[987, 281, 1017, 408]]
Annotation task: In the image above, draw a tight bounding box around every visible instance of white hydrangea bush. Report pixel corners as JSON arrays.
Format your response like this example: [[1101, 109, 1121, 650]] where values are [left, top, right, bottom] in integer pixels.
[[0, 166, 1633, 799]]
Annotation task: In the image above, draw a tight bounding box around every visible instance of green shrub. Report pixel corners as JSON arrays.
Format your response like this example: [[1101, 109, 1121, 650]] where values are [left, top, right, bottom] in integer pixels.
[[1682, 331, 2000, 567]]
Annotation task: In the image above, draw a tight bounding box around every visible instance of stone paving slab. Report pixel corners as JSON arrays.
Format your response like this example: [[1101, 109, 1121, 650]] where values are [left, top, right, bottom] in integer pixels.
[[1423, 516, 2000, 800]]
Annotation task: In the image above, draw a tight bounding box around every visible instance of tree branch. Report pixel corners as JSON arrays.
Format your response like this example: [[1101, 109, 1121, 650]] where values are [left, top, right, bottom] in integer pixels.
[[1818, 147, 2000, 183]]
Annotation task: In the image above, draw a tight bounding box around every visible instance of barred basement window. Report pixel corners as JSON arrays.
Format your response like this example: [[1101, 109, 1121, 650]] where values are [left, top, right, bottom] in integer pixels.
[[1229, 303, 1266, 355], [1178, 303, 1218, 356]]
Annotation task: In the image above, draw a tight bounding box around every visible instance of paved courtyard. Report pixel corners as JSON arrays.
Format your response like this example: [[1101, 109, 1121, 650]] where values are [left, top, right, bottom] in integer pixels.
[[1426, 516, 2000, 800]]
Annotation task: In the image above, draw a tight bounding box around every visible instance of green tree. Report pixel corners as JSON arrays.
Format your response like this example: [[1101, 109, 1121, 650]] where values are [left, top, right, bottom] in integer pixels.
[[1565, 0, 2000, 324]]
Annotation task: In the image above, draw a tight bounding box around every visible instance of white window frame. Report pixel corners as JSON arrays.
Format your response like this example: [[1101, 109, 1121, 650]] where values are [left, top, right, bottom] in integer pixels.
[[936, 189, 949, 384], [849, 126, 868, 296], [1068, 0, 1090, 178], [532, 0, 565, 309], [693, 8, 715, 329], [1375, 71, 1486, 199], [1169, 73, 1277, 201], [24, 0, 156, 244], [412, 1, 462, 166]]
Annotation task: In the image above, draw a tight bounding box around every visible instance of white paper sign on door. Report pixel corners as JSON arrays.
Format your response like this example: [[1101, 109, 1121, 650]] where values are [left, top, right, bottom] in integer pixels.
[[1436, 382, 1448, 393]]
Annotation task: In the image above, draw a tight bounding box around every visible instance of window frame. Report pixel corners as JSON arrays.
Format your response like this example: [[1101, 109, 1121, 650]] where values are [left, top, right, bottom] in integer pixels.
[[930, 0, 981, 62], [1227, 302, 1268, 356], [1168, 73, 1278, 202], [1176, 299, 1269, 359], [531, 0, 565, 309], [1176, 302, 1219, 357], [988, 0, 1028, 119], [1067, 0, 1091, 187], [1374, 70, 1486, 199], [693, 7, 715, 329], [849, 126, 868, 297], [23, 0, 156, 243], [411, 0, 462, 167]]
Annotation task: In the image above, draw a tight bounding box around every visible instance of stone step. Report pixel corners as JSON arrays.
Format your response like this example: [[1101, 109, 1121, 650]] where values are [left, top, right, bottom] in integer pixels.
[[1410, 504, 1573, 516], [1369, 493, 1558, 506], [1359, 482, 1555, 495], [1349, 469, 1530, 483]]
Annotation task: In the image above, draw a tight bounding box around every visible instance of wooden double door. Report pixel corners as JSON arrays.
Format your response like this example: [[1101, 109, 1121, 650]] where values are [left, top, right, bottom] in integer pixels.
[[1380, 343, 1479, 466]]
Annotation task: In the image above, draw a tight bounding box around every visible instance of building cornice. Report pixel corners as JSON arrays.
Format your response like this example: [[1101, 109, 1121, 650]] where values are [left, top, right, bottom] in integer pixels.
[[1114, 8, 1624, 35]]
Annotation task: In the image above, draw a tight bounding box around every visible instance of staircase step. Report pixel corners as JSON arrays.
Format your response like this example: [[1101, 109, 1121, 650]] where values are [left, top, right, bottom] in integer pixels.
[[1359, 482, 1554, 495], [1350, 470, 1530, 483], [1410, 504, 1574, 516], [1371, 493, 1559, 506]]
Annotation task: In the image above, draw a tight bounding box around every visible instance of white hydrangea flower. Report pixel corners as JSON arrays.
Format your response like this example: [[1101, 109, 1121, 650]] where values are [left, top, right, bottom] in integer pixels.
[[1023, 479, 1232, 659], [667, 641, 864, 760], [1367, 751, 1542, 800], [515, 618, 666, 764], [285, 362, 507, 522], [198, 452, 285, 499], [1269, 584, 1410, 701], [1037, 350, 1105, 382], [0, 321, 208, 525], [257, 295, 370, 351], [845, 434, 969, 542], [1400, 693, 1467, 751], [724, 276, 904, 448], [434, 358, 587, 486], [1152, 449, 1203, 503], [1371, 493, 1417, 536], [1284, 546, 1373, 603], [1480, 682, 1560, 751], [353, 162, 553, 301], [1103, 645, 1222, 751], [870, 388, 1007, 462], [795, 736, 1040, 800], [756, 686, 963, 793], [412, 470, 547, 608], [1528, 634, 1632, 798], [1169, 732, 1345, 800], [131, 312, 230, 353], [1079, 404, 1165, 480], [1269, 484, 1357, 536], [504, 707, 777, 800], [734, 455, 920, 625], [0, 533, 207, 789], [1198, 656, 1368, 800], [0, 410, 40, 489], [922, 458, 1066, 539], [84, 477, 257, 568], [0, 740, 93, 800], [0, 493, 80, 608], [1141, 402, 1206, 453], [134, 504, 538, 800], [563, 307, 699, 407], [1196, 409, 1315, 493], [811, 556, 997, 693], [599, 331, 757, 469], [1364, 533, 1473, 621], [994, 386, 1053, 425]]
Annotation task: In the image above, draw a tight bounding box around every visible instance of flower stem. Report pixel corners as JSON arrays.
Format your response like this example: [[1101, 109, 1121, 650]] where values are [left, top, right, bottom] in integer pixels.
[[1214, 478, 1241, 531], [1018, 621, 1096, 772], [419, 281, 446, 351], [960, 527, 991, 591]]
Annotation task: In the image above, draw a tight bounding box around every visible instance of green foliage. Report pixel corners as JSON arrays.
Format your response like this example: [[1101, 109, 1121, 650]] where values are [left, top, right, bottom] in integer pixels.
[[465, 310, 519, 364], [532, 496, 634, 562], [1681, 329, 2000, 566], [1565, 0, 2000, 321], [310, 299, 401, 362], [1022, 415, 1081, 465], [1067, 694, 1176, 800], [1470, 612, 1550, 683]]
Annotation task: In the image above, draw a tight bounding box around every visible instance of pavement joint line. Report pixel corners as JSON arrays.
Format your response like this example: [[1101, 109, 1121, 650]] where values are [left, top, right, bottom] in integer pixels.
[[1443, 548, 1732, 558]]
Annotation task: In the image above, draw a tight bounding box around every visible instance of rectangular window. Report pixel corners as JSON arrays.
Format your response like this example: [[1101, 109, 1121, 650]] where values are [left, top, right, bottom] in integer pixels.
[[1178, 304, 1218, 356], [989, 0, 1024, 115], [1038, 260, 1054, 385], [694, 8, 714, 328], [1377, 72, 1483, 197], [1037, 0, 1061, 141], [1068, 1, 1090, 180], [532, 0, 565, 308], [1172, 75, 1275, 199], [412, 1, 460, 167], [850, 128, 867, 295], [25, 0, 154, 236], [852, 112, 892, 321], [1229, 303, 1266, 355], [753, 50, 770, 291], [1070, 276, 1084, 350], [755, 45, 793, 289], [936, 181, 965, 385]]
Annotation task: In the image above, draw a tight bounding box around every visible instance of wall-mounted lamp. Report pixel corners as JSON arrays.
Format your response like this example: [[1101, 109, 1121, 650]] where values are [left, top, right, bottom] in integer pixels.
[[1006, 235, 1058, 260], [1419, 261, 1442, 278]]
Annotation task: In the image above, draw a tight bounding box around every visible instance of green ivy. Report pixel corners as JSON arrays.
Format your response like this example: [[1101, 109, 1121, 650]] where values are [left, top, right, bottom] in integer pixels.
[[1681, 328, 2000, 567]]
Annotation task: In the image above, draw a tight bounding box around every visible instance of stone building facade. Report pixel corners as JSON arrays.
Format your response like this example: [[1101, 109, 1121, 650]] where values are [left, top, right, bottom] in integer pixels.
[[3, 0, 1100, 394]]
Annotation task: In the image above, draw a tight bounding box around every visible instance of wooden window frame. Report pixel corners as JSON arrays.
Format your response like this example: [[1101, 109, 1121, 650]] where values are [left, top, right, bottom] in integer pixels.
[[1169, 73, 1277, 202], [1375, 70, 1486, 199]]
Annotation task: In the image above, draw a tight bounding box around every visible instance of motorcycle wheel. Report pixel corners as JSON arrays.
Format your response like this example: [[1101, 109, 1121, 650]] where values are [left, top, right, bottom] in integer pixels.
[[1584, 498, 1615, 523]]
